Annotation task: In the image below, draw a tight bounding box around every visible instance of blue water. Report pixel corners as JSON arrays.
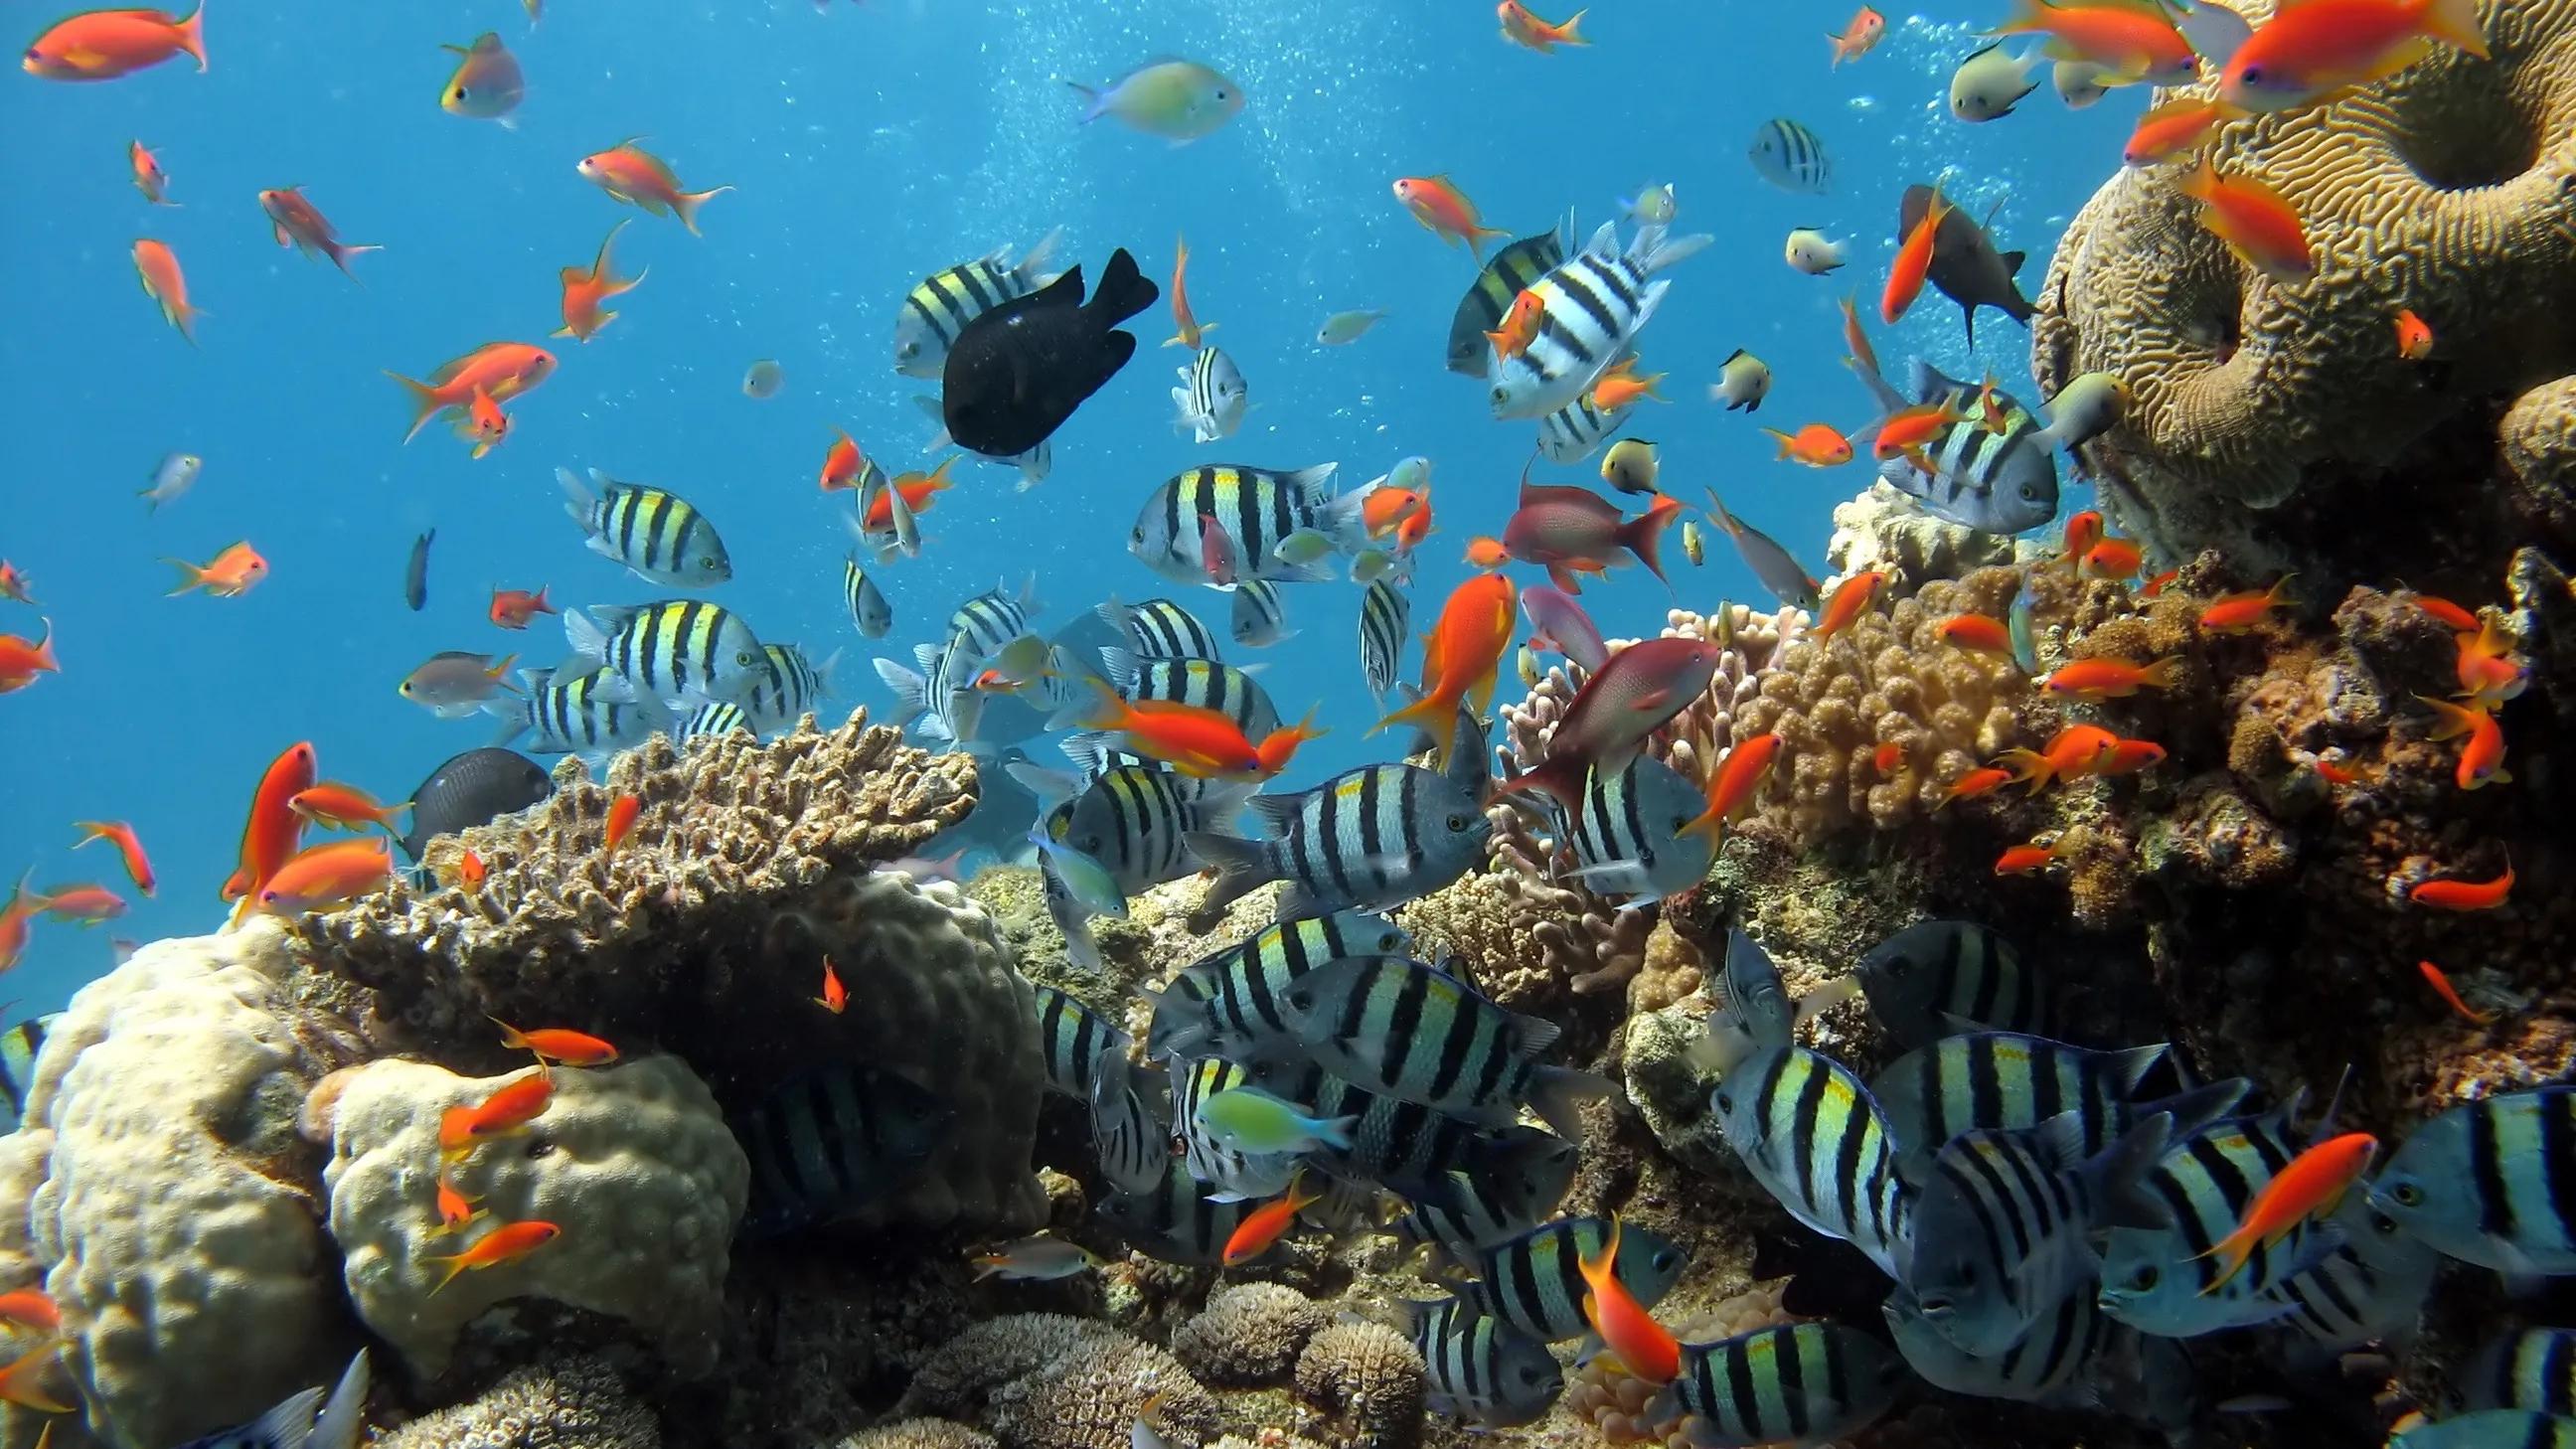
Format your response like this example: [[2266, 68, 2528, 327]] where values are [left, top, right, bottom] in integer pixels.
[[0, 1, 2131, 1010]]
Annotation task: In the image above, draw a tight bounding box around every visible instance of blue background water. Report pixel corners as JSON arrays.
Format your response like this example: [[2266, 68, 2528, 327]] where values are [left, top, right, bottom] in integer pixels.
[[0, 0, 2130, 1012]]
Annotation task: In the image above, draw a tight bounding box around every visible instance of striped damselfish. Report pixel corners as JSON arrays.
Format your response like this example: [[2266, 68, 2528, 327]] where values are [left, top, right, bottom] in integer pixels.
[[891, 230, 1064, 379], [1404, 1296, 1563, 1428], [732, 1065, 950, 1236], [1847, 355, 2058, 535]]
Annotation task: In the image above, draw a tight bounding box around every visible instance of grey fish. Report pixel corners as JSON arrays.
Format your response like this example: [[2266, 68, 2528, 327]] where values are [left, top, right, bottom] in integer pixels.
[[1404, 1297, 1564, 1428], [400, 747, 554, 861], [403, 529, 433, 611], [486, 665, 669, 762], [1870, 1032, 2172, 1178], [1279, 955, 1609, 1138], [742, 642, 837, 733], [2268, 1203, 2440, 1368], [1301, 1074, 1569, 1210], [174, 1351, 369, 1449], [1170, 1056, 1300, 1203], [140, 450, 203, 511], [1556, 753, 1716, 907], [1094, 1154, 1254, 1266], [676, 697, 751, 745], [1097, 594, 1222, 661], [873, 639, 986, 751], [1172, 345, 1248, 443], [1749, 116, 1832, 193], [1089, 1051, 1172, 1197], [1853, 919, 2044, 1047], [1230, 578, 1292, 647], [1888, 1288, 2125, 1409], [946, 577, 1044, 662], [1446, 218, 1569, 377], [733, 1065, 950, 1235], [1146, 910, 1414, 1062], [1898, 184, 2037, 345], [1534, 389, 1632, 465], [2371, 1085, 2576, 1274], [892, 229, 1064, 380], [1646, 1325, 1904, 1448], [2464, 1328, 2576, 1416], [844, 557, 891, 638], [1850, 355, 2057, 535], [1395, 1140, 1579, 1267], [1358, 577, 1410, 698], [1702, 486, 1820, 611]]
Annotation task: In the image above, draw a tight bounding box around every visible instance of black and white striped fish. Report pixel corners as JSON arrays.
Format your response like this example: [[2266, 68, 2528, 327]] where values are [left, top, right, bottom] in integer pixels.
[[558, 467, 731, 587], [843, 556, 891, 639], [1014, 760, 1248, 895], [1486, 220, 1713, 420], [1172, 345, 1248, 443], [1887, 1284, 2135, 1409], [1302, 1081, 1567, 1211], [675, 696, 751, 746], [2465, 1328, 2576, 1417], [742, 642, 838, 733], [1905, 1109, 2175, 1357], [1230, 579, 1292, 647], [1870, 1032, 2175, 1180], [1094, 1154, 1256, 1266], [1849, 355, 2059, 535], [1089, 1050, 1171, 1198], [1129, 463, 1365, 589], [486, 665, 670, 762], [1852, 919, 2046, 1048], [1748, 116, 1833, 193], [1555, 753, 1718, 908], [1088, 647, 1280, 738], [1097, 595, 1223, 661], [565, 599, 767, 707], [1645, 1325, 1907, 1448], [2265, 1201, 2439, 1368], [1277, 955, 1610, 1140], [1170, 1055, 1301, 1203], [1535, 390, 1633, 465], [1446, 217, 1570, 376], [1185, 734, 1493, 927], [1404, 1297, 1564, 1428], [2371, 1085, 2576, 1275], [1711, 1044, 1913, 1278], [1395, 1142, 1579, 1267], [947, 578, 1044, 663], [734, 1065, 951, 1236], [1359, 577, 1410, 699], [891, 229, 1064, 379], [1146, 910, 1414, 1062], [1032, 984, 1128, 1099], [1467, 1215, 1687, 1343], [873, 639, 986, 751]]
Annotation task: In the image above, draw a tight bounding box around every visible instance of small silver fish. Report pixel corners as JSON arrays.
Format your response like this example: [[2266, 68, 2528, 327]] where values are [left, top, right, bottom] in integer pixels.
[[1316, 308, 1390, 345], [2054, 60, 2111, 109], [140, 451, 203, 511], [1681, 520, 1704, 566], [968, 1232, 1104, 1282], [844, 556, 891, 638], [399, 650, 516, 719], [1620, 181, 1678, 226], [1950, 44, 2044, 122], [742, 359, 783, 398]]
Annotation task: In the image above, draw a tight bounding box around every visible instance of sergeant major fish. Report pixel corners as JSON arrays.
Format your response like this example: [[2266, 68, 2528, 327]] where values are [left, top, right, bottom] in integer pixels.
[[173, 1351, 370, 1449], [1446, 218, 1570, 376], [874, 639, 988, 751], [1130, 463, 1365, 588], [559, 467, 731, 586], [1645, 1325, 1905, 1449], [1851, 918, 2046, 1047], [733, 1065, 950, 1235], [1172, 346, 1249, 443], [484, 666, 671, 764], [1405, 1297, 1565, 1428], [892, 230, 1065, 379], [1031, 983, 1128, 1099], [1554, 753, 1719, 908], [1146, 910, 1413, 1062], [1015, 760, 1250, 896], [1535, 391, 1632, 465], [1848, 355, 2057, 534], [1095, 1154, 1257, 1266], [1748, 117, 1833, 193], [741, 642, 838, 733], [1467, 1215, 1688, 1343], [1358, 578, 1410, 698], [565, 599, 766, 708], [1098, 595, 1223, 661], [2369, 1085, 2576, 1274], [1076, 648, 1281, 740], [1487, 220, 1713, 420], [1231, 579, 1292, 647]]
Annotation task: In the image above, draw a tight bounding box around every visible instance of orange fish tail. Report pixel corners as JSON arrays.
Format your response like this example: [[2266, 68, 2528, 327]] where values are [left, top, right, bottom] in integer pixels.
[[674, 186, 734, 237], [2421, 0, 2491, 59], [2142, 656, 2183, 690], [385, 371, 444, 443], [1370, 687, 1457, 758], [1994, 747, 2051, 794], [160, 559, 207, 596], [175, 2, 208, 71]]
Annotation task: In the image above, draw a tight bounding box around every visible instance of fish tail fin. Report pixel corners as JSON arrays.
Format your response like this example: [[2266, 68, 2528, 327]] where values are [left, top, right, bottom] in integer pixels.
[[674, 186, 734, 237], [1619, 494, 1683, 585], [160, 560, 206, 596], [0, 1339, 68, 1415], [329, 242, 383, 278], [425, 1252, 471, 1296], [1492, 751, 1587, 813], [2420, 0, 2491, 59], [1994, 747, 2053, 794], [1085, 246, 1160, 328], [1370, 687, 1455, 759], [1559, 8, 1590, 43], [872, 656, 928, 729], [307, 1351, 371, 1449], [2143, 655, 2185, 691], [1064, 80, 1106, 122], [175, 1, 208, 71], [1180, 830, 1276, 931], [1256, 709, 1325, 773], [386, 371, 442, 443], [1528, 1066, 1613, 1144]]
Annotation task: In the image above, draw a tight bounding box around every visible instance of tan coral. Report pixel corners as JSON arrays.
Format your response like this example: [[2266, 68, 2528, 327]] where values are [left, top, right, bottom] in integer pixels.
[[1291, 1323, 1423, 1449], [2503, 376, 2576, 540], [1173, 1283, 1325, 1387], [374, 1355, 662, 1449], [2032, 0, 2576, 567], [1827, 483, 2019, 592], [893, 1314, 1216, 1449], [836, 1423, 1002, 1449]]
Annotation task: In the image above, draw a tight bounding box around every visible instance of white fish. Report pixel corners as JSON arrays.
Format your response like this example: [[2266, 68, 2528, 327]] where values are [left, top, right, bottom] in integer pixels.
[[2054, 60, 2112, 109], [1709, 350, 1772, 411], [1171, 346, 1248, 443], [1316, 308, 1390, 345], [140, 451, 203, 511], [1487, 220, 1712, 420], [1785, 228, 1848, 275], [1950, 44, 2045, 122]]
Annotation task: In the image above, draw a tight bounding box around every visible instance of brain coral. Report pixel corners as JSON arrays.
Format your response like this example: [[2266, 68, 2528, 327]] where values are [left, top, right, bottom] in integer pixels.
[[2032, 0, 2576, 572]]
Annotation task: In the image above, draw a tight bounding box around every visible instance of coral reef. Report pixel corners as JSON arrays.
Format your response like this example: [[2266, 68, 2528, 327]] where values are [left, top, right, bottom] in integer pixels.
[[2031, 0, 2576, 578], [894, 1314, 1218, 1449], [1563, 1278, 1797, 1444], [1827, 482, 2020, 591], [373, 1355, 662, 1449], [837, 1422, 1000, 1449], [322, 1055, 746, 1379], [1292, 1323, 1424, 1449], [1172, 1283, 1324, 1386]]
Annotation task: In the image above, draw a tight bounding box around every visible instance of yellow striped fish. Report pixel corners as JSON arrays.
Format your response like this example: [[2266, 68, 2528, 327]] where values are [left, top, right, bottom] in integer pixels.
[[891, 230, 1064, 378], [558, 467, 729, 587]]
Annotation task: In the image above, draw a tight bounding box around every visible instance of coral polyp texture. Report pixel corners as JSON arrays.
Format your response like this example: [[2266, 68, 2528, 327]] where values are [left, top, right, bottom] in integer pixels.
[[2032, 0, 2576, 576]]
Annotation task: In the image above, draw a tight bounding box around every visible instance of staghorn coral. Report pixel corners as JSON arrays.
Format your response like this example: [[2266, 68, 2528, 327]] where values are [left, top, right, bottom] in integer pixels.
[[1292, 1323, 1423, 1449], [374, 1355, 662, 1449], [1728, 567, 2040, 842], [894, 1314, 1216, 1449], [2031, 0, 2576, 575], [1173, 1283, 1324, 1386], [1827, 482, 2020, 592], [322, 1055, 746, 1380]]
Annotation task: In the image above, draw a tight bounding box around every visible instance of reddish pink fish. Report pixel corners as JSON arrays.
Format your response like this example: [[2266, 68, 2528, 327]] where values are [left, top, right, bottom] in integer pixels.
[[1493, 635, 1726, 808], [1498, 476, 1684, 594]]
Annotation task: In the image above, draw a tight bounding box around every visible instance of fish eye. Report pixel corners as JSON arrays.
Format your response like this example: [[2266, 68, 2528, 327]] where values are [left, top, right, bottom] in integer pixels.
[[1445, 812, 1469, 831], [1490, 387, 1509, 404], [2389, 1182, 2423, 1207], [2239, 64, 2266, 85], [2020, 484, 2040, 501], [2128, 1264, 2159, 1291], [737, 650, 757, 667], [1713, 1088, 1733, 1112], [1652, 1248, 1677, 1271], [451, 86, 468, 100]]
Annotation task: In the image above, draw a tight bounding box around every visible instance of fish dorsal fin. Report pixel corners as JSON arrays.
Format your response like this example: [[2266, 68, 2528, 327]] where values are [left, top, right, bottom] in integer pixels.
[[1580, 221, 1619, 260], [2002, 249, 2026, 275], [252, 1386, 327, 1449]]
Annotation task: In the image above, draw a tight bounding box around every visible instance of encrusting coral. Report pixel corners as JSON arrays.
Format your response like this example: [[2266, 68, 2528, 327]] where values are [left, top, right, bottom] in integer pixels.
[[322, 1055, 747, 1379], [1172, 1282, 1325, 1386], [1291, 1323, 1424, 1449], [893, 1313, 1217, 1449], [1828, 482, 2019, 591], [373, 1354, 662, 1449], [2032, 0, 2576, 577]]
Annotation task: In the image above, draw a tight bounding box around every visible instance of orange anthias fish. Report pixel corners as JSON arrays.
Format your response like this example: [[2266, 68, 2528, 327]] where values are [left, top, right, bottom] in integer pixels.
[[39, 885, 128, 925], [1498, 1, 1588, 54], [1881, 186, 1950, 324], [72, 820, 155, 896], [577, 138, 733, 235], [2395, 308, 2435, 360], [258, 187, 381, 279], [1990, 0, 2197, 84], [1395, 496, 1436, 553], [0, 620, 60, 695], [603, 794, 642, 857], [1872, 741, 1905, 774], [2417, 960, 2498, 1025], [131, 239, 199, 341], [1870, 400, 1969, 460], [490, 586, 558, 629], [426, 1219, 561, 1294], [255, 838, 394, 914], [1224, 1173, 1325, 1265], [1938, 613, 2015, 658], [861, 457, 959, 532], [1828, 5, 1886, 65], [2095, 737, 2168, 776], [0, 563, 32, 607], [129, 138, 176, 203], [2080, 538, 2145, 581], [2455, 617, 2530, 708], [1579, 1214, 1682, 1384], [1590, 358, 1667, 410], [23, 6, 207, 80], [1084, 681, 1325, 782], [457, 385, 511, 460], [1938, 766, 2015, 809], [1765, 422, 1855, 467], [2196, 1132, 2379, 1292], [163, 541, 267, 597], [1364, 487, 1428, 541], [289, 781, 411, 833], [432, 1173, 485, 1235], [2062, 509, 2105, 564], [1996, 841, 2063, 877], [2200, 577, 2296, 633], [1163, 234, 1214, 349], [2220, 0, 2488, 114], [2123, 97, 2236, 168], [2178, 164, 2316, 285], [1485, 289, 1544, 362], [819, 429, 867, 492], [1465, 537, 1512, 568], [456, 850, 488, 888], [555, 220, 644, 342], [2314, 756, 2363, 786], [493, 1020, 619, 1067], [0, 1290, 60, 1335], [1679, 732, 1783, 846], [2141, 568, 2180, 598], [0, 1339, 68, 1415], [386, 341, 558, 444], [1390, 176, 1512, 259], [0, 877, 44, 973], [2408, 863, 2513, 911], [439, 1070, 555, 1158], [2408, 591, 2480, 633], [1839, 294, 1879, 375], [814, 955, 847, 1014], [2042, 656, 2183, 701], [223, 741, 317, 919], [2417, 695, 2510, 790], [1813, 570, 1885, 641], [1371, 573, 1518, 763]]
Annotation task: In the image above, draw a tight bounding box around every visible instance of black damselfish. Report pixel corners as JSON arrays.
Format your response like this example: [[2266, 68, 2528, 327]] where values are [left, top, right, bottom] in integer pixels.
[[941, 246, 1158, 456], [399, 745, 554, 861]]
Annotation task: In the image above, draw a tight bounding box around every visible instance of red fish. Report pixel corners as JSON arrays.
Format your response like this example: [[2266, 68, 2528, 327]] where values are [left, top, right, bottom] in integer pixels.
[[1498, 1, 1589, 53], [1990, 0, 2196, 83], [224, 741, 318, 922], [2407, 592, 2480, 633], [493, 1020, 618, 1067], [0, 1338, 67, 1414], [432, 1173, 485, 1235], [819, 429, 872, 493], [2199, 577, 2296, 633], [2219, 0, 2488, 113], [1937, 614, 2014, 657], [1839, 294, 1879, 376], [0, 877, 43, 974], [1882, 185, 1950, 324], [1390, 176, 1511, 258], [2314, 757, 2362, 786], [438, 1070, 554, 1158], [0, 1291, 59, 1335], [1828, 5, 1886, 65], [1493, 637, 1727, 808], [72, 820, 155, 896], [1995, 841, 2062, 877], [577, 139, 732, 235], [1199, 514, 1238, 587], [555, 220, 643, 342], [860, 457, 958, 533], [2123, 97, 2235, 167], [603, 794, 642, 857], [2141, 568, 2180, 598], [1872, 741, 1905, 774], [2095, 737, 2167, 776], [2197, 1133, 2378, 1292], [1579, 1214, 1681, 1384], [814, 955, 847, 1014], [426, 1218, 561, 1294], [456, 850, 488, 888], [129, 138, 176, 203], [289, 781, 409, 833], [2178, 164, 2316, 284], [2042, 656, 2182, 701], [2062, 510, 2105, 564], [1764, 422, 1854, 467], [1814, 570, 1885, 642], [2409, 864, 2512, 911], [1081, 681, 1324, 782], [2454, 617, 2529, 709], [0, 620, 59, 695], [1496, 479, 1681, 594], [131, 239, 199, 341], [1937, 766, 2014, 809], [386, 341, 557, 444], [38, 885, 126, 925], [489, 586, 558, 630], [255, 838, 393, 914], [2395, 309, 2435, 360], [258, 187, 380, 278], [2080, 538, 2145, 582], [1164, 234, 1214, 350], [1370, 573, 1517, 764], [0, 563, 30, 608], [1486, 288, 1544, 361], [1997, 724, 2121, 793], [1224, 1173, 1324, 1265], [459, 385, 510, 460], [1681, 732, 1783, 846], [164, 541, 267, 597], [1363, 486, 1427, 541], [23, 6, 206, 80], [2416, 695, 2509, 790], [1589, 357, 1667, 411], [2417, 960, 2496, 1026], [1870, 399, 1969, 460]]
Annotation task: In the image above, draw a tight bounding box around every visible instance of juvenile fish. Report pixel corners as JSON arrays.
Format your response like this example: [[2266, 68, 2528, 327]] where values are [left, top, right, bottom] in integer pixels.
[[1749, 117, 1832, 193], [1709, 350, 1771, 411], [140, 450, 203, 511], [1230, 578, 1292, 647], [1172, 345, 1248, 442], [1358, 578, 1410, 697], [844, 557, 891, 638], [399, 650, 515, 719], [970, 1233, 1106, 1282], [404, 529, 434, 611]]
